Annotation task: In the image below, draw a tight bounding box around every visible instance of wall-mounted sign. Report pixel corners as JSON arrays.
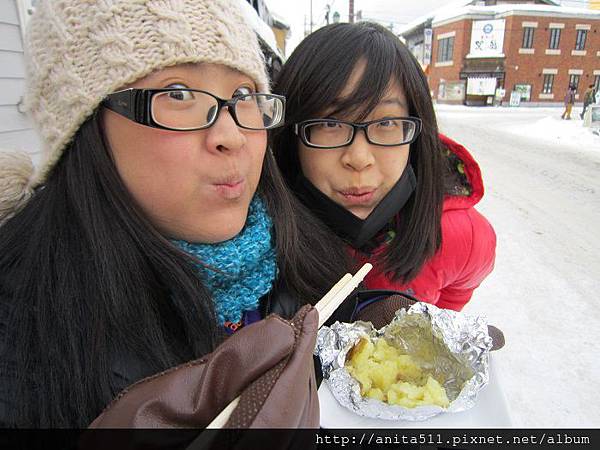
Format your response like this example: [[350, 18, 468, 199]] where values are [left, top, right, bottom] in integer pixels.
[[423, 28, 433, 66], [509, 91, 521, 107], [467, 77, 497, 96], [438, 80, 465, 101], [469, 19, 505, 57], [591, 105, 600, 126], [513, 84, 532, 102]]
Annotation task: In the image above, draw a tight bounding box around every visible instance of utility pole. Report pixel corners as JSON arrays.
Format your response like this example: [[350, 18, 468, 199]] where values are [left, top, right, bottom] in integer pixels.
[[310, 0, 313, 32], [349, 0, 354, 23]]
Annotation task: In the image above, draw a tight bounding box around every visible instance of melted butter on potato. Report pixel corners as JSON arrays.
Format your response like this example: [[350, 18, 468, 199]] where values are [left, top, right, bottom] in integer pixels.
[[346, 337, 450, 408]]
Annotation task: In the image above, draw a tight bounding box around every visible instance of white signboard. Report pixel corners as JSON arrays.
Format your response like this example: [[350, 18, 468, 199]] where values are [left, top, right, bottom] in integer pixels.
[[438, 81, 465, 101], [423, 28, 433, 65], [514, 84, 532, 101], [509, 91, 521, 107], [470, 19, 505, 57], [591, 105, 600, 127], [467, 77, 497, 96]]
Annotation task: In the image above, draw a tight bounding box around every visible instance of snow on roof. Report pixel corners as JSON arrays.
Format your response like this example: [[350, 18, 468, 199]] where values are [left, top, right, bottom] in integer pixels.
[[235, 0, 282, 58], [433, 4, 600, 26], [397, 0, 585, 36], [270, 11, 290, 29]]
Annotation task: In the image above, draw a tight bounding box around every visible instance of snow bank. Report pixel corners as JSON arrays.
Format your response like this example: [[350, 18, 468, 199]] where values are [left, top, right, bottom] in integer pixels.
[[435, 104, 600, 151], [500, 115, 599, 150]]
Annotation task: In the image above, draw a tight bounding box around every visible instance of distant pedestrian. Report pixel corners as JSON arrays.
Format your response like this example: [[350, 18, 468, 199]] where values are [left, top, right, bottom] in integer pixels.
[[561, 84, 576, 120], [580, 84, 596, 119]]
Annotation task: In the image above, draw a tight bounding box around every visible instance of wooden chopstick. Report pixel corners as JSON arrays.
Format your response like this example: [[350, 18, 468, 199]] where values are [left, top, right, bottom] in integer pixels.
[[200, 263, 372, 433], [205, 396, 239, 429], [315, 273, 352, 315], [316, 263, 372, 328], [186, 397, 241, 449]]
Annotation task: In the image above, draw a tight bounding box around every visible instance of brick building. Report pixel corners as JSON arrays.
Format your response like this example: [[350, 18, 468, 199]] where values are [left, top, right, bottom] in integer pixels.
[[400, 1, 600, 105]]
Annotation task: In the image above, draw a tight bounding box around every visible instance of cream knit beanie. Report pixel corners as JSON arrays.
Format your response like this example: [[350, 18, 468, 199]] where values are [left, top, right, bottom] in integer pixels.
[[0, 0, 269, 225]]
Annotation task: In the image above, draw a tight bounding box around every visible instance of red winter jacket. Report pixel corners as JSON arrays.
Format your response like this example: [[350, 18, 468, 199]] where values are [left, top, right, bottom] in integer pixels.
[[353, 134, 496, 311]]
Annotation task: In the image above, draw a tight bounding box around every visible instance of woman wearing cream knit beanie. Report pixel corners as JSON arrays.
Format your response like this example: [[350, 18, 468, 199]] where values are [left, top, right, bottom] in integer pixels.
[[2, 0, 270, 225], [0, 0, 348, 429]]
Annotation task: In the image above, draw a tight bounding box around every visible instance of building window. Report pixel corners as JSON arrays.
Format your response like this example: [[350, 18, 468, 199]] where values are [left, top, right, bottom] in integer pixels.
[[548, 28, 561, 49], [542, 74, 555, 94], [575, 30, 587, 51], [595, 75, 600, 94], [569, 74, 581, 92], [522, 27, 535, 49], [437, 37, 454, 63]]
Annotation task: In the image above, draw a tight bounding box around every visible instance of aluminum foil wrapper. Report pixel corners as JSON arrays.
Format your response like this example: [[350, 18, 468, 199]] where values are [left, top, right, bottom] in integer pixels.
[[315, 302, 493, 421]]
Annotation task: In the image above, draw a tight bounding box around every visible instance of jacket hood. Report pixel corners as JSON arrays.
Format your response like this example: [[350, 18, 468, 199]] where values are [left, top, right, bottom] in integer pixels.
[[439, 133, 484, 211]]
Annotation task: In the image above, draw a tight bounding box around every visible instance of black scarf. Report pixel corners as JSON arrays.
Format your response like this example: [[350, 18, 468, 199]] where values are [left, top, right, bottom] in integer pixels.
[[295, 165, 417, 249]]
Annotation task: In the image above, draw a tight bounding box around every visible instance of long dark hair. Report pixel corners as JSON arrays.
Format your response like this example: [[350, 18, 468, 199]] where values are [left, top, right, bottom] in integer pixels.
[[0, 112, 348, 427], [271, 22, 444, 283]]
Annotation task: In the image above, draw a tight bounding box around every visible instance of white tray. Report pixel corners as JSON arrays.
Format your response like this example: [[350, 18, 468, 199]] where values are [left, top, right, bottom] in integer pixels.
[[319, 356, 512, 428]]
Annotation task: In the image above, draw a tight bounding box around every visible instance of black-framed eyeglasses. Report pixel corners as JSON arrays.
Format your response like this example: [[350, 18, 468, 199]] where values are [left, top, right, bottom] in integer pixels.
[[102, 88, 286, 131], [294, 117, 422, 149]]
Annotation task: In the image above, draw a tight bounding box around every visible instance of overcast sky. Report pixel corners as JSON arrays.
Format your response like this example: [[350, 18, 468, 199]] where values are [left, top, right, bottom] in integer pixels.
[[264, 0, 452, 53], [264, 0, 587, 55]]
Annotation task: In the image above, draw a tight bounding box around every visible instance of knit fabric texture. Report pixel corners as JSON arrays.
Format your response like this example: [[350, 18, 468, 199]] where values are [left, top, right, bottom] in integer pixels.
[[22, 0, 268, 187], [172, 196, 278, 325]]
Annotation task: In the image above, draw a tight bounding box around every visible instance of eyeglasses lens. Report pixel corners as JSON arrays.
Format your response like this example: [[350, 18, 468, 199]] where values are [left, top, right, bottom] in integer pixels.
[[366, 119, 416, 145], [304, 122, 353, 147], [152, 90, 217, 130], [235, 94, 284, 129]]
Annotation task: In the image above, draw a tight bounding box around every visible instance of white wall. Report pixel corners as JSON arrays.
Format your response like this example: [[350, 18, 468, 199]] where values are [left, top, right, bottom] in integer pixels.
[[0, 0, 41, 156]]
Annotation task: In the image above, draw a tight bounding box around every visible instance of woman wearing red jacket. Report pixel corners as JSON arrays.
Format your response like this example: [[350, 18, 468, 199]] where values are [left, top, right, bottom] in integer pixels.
[[271, 22, 496, 312]]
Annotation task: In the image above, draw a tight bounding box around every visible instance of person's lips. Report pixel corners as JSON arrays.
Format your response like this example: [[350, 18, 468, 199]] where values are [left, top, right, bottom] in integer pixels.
[[212, 175, 246, 200], [337, 187, 377, 205]]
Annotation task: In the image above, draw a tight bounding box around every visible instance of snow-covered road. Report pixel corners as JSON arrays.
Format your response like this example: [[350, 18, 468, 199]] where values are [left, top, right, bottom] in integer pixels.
[[435, 105, 600, 427]]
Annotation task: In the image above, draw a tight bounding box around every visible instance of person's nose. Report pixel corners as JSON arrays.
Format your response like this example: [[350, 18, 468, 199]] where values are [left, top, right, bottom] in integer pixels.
[[204, 106, 246, 154], [340, 128, 375, 172]]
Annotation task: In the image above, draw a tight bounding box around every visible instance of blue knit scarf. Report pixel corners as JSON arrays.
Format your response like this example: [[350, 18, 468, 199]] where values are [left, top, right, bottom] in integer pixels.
[[172, 196, 278, 325]]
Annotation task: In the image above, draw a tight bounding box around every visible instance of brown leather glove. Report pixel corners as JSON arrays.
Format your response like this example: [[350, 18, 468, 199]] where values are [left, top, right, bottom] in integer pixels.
[[89, 305, 319, 429], [355, 294, 505, 351]]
